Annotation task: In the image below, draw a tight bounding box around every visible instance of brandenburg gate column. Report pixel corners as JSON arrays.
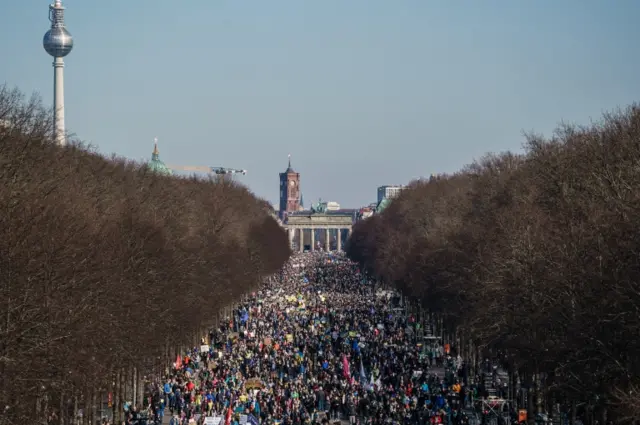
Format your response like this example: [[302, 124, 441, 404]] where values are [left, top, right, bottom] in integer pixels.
[[288, 228, 294, 249], [336, 229, 342, 252], [310, 228, 315, 252], [324, 228, 330, 251], [298, 228, 304, 252]]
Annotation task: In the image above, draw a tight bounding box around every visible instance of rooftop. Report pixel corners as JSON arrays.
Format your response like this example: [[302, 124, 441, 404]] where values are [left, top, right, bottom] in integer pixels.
[[284, 154, 295, 173], [289, 209, 357, 216], [376, 198, 392, 213]]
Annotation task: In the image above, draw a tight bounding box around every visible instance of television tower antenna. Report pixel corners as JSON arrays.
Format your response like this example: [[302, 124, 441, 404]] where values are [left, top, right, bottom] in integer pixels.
[[43, 0, 74, 146]]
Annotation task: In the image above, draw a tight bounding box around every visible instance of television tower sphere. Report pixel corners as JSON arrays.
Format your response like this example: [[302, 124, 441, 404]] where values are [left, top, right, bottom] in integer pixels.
[[43, 0, 73, 58], [44, 27, 73, 58]]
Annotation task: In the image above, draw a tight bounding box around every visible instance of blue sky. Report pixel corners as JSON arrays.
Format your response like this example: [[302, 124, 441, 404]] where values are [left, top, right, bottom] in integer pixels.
[[2, 0, 639, 207]]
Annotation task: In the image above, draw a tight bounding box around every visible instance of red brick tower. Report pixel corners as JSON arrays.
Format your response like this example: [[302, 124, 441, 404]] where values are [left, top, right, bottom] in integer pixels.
[[279, 155, 300, 220]]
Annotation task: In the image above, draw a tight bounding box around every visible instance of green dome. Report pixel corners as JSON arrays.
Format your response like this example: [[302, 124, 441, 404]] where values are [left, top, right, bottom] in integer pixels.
[[148, 141, 173, 176]]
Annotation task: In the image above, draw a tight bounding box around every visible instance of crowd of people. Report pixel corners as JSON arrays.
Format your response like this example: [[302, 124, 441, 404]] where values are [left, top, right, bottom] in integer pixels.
[[136, 253, 509, 425]]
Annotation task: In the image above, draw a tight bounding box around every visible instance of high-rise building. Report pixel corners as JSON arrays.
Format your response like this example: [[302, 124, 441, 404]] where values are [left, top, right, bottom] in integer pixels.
[[43, 0, 74, 146], [377, 185, 404, 204], [279, 155, 301, 220]]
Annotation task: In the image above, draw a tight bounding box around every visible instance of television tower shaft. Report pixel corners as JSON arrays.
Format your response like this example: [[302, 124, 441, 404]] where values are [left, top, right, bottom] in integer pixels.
[[43, 0, 74, 146], [53, 58, 65, 146]]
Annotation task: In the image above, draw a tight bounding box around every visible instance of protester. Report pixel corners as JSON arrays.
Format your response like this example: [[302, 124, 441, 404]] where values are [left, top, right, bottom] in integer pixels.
[[146, 253, 489, 425]]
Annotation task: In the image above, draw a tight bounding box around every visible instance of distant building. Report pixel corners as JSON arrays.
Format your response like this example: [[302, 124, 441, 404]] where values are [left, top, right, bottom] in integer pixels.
[[377, 185, 404, 204], [279, 156, 301, 220], [357, 201, 393, 220], [357, 206, 375, 220]]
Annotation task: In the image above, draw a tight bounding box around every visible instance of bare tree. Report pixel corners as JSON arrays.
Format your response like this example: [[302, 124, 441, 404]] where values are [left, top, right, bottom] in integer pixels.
[[0, 86, 291, 425], [347, 104, 640, 423]]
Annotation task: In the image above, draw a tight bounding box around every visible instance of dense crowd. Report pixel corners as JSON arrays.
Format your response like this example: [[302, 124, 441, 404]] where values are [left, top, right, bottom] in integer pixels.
[[137, 253, 509, 425]]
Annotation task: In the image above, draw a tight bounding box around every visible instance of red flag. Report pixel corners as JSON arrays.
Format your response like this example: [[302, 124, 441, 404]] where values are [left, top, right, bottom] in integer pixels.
[[225, 406, 233, 425], [175, 354, 182, 370], [342, 354, 350, 379]]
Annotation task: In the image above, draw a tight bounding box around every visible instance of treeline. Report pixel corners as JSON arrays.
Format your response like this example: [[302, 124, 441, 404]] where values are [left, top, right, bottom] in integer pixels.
[[347, 106, 640, 423], [0, 85, 291, 425]]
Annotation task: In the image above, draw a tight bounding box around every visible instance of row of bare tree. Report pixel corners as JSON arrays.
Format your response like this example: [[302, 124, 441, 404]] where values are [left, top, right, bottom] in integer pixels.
[[347, 105, 640, 423], [0, 85, 291, 425]]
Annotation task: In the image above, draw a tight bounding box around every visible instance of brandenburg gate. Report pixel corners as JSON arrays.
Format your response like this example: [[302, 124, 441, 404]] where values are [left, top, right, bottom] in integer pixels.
[[284, 209, 354, 252]]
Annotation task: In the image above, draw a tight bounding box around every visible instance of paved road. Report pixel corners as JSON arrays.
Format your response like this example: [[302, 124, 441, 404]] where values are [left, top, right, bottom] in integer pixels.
[[161, 412, 171, 425]]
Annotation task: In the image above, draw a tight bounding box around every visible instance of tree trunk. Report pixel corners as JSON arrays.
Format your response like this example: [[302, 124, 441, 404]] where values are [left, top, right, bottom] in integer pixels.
[[99, 391, 105, 424], [171, 345, 177, 370], [113, 370, 119, 424], [121, 368, 126, 414], [128, 367, 133, 406], [132, 367, 137, 408], [35, 393, 42, 424], [80, 392, 87, 425], [137, 371, 145, 410], [511, 369, 517, 407], [72, 394, 78, 425], [59, 391, 65, 425], [474, 344, 481, 385], [118, 368, 125, 423], [536, 372, 543, 415], [90, 390, 97, 425], [527, 373, 535, 425], [85, 392, 90, 425]]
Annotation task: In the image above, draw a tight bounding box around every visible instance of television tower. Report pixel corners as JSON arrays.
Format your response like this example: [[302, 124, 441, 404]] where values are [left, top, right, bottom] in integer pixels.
[[43, 0, 74, 146]]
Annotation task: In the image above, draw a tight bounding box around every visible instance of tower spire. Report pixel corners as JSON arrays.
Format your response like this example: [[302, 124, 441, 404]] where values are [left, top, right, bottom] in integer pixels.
[[285, 153, 295, 173], [152, 137, 160, 160]]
